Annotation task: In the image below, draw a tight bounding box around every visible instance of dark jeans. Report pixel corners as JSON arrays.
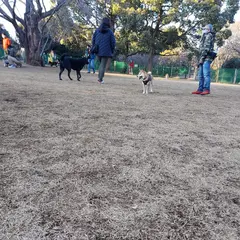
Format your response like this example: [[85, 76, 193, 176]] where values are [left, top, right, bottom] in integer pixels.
[[98, 57, 109, 81]]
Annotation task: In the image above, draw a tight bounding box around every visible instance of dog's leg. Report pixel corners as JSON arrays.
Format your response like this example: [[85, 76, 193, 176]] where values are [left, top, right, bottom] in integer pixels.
[[77, 70, 81, 81], [68, 69, 73, 80], [146, 84, 149, 95], [150, 80, 153, 93], [59, 67, 64, 80], [142, 82, 145, 94]]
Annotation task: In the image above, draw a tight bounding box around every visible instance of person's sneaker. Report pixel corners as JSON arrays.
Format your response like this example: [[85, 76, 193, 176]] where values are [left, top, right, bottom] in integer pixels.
[[192, 90, 202, 94], [98, 79, 104, 84], [8, 65, 16, 68], [201, 90, 210, 95]]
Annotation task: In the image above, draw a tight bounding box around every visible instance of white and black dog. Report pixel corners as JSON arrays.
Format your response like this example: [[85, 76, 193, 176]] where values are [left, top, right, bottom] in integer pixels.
[[137, 70, 153, 94]]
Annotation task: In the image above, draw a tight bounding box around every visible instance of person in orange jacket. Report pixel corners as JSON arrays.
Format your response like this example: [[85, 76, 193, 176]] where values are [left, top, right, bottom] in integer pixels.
[[2, 33, 11, 55]]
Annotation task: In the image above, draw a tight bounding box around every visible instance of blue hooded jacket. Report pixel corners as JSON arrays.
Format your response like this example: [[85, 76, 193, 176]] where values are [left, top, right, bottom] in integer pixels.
[[92, 18, 116, 57]]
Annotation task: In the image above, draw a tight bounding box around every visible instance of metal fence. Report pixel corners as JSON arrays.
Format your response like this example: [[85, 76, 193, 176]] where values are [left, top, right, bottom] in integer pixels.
[[1, 50, 239, 84], [40, 55, 240, 84], [97, 60, 240, 84], [94, 61, 191, 78], [211, 68, 240, 84]]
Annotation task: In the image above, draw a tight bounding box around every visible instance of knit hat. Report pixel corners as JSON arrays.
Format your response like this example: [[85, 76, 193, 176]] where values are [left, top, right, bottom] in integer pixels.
[[203, 24, 213, 32]]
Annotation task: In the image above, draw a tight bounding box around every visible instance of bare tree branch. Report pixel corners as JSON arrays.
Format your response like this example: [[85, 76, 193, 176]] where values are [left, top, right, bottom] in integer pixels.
[[12, 0, 17, 21], [25, 0, 36, 13], [41, 0, 47, 12], [0, 0, 25, 25], [18, 0, 26, 4], [36, 0, 43, 15], [41, 0, 66, 19], [0, 12, 13, 22], [77, 14, 97, 28], [40, 2, 66, 33], [37, 0, 67, 54]]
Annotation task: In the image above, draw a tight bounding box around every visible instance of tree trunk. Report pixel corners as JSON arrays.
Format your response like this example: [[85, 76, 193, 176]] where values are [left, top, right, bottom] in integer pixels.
[[24, 14, 42, 65], [147, 49, 153, 72]]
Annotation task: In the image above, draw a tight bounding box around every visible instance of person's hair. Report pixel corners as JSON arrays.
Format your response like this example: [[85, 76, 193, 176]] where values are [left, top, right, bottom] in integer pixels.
[[101, 17, 111, 28]]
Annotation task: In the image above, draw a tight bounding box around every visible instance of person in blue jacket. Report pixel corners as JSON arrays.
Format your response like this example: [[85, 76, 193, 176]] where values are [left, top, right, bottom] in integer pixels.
[[91, 17, 116, 84], [86, 45, 95, 74]]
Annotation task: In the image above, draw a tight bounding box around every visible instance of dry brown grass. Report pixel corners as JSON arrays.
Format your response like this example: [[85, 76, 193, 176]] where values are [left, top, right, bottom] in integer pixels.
[[0, 65, 240, 240]]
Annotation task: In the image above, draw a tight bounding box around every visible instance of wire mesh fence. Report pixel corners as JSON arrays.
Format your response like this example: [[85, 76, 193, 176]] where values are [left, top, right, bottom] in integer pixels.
[[211, 68, 240, 84], [94, 60, 191, 78], [1, 47, 240, 85], [99, 60, 240, 84]]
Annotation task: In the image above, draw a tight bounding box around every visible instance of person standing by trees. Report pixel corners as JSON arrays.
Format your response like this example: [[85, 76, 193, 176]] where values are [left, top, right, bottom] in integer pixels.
[[192, 24, 216, 95], [129, 60, 134, 74], [85, 45, 91, 58], [87, 52, 96, 74], [86, 45, 95, 74], [2, 33, 11, 55], [91, 17, 116, 84]]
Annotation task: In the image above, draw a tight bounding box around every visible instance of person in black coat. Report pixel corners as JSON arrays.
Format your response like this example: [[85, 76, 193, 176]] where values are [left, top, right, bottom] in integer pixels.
[[91, 17, 116, 84]]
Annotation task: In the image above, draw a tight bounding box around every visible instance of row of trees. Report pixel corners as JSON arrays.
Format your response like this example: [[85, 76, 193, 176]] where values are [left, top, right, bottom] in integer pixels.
[[0, 0, 239, 69]]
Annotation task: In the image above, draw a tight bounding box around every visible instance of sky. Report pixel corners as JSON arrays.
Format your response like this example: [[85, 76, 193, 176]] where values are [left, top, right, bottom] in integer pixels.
[[1, 2, 240, 39]]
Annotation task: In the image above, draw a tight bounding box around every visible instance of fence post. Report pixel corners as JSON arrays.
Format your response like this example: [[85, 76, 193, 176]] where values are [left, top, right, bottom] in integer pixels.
[[233, 68, 237, 84], [216, 69, 219, 83]]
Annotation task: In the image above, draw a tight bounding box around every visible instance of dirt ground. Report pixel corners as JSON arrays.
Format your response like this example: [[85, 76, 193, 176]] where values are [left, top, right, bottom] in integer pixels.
[[0, 64, 240, 240]]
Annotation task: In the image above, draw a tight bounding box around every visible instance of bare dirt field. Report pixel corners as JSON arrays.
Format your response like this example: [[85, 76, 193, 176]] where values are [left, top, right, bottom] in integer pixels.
[[0, 64, 240, 240]]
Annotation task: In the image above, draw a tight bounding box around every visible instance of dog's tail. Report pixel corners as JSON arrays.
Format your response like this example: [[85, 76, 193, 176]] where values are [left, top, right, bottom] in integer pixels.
[[147, 71, 152, 75]]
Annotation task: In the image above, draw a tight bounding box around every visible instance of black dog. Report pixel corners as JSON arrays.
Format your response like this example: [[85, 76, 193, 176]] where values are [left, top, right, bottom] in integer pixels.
[[59, 54, 89, 81]]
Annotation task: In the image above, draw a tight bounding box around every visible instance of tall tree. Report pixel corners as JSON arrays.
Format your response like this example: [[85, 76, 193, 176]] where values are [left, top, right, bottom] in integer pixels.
[[73, 0, 238, 70], [116, 0, 239, 70], [0, 0, 66, 65]]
